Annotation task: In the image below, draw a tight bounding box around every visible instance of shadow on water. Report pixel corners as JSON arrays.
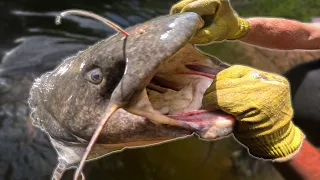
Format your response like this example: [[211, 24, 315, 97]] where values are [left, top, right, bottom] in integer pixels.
[[0, 0, 285, 180]]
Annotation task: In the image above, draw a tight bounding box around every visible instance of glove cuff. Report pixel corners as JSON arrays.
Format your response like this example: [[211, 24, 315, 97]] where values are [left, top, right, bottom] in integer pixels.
[[227, 17, 250, 40], [235, 121, 305, 161]]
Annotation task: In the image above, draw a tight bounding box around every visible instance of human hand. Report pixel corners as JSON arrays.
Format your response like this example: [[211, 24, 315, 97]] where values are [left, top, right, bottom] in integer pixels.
[[170, 0, 250, 44], [202, 65, 304, 161]]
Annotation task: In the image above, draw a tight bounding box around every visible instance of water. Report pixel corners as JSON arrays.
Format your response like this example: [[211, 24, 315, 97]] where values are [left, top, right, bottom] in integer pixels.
[[0, 0, 299, 179]]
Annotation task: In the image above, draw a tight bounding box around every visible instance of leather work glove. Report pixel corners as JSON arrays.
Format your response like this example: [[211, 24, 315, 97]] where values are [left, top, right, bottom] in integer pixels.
[[202, 65, 305, 161], [170, 0, 250, 44]]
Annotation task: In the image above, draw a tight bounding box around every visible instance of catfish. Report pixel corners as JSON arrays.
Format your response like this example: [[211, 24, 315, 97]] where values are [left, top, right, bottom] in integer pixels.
[[28, 10, 235, 180]]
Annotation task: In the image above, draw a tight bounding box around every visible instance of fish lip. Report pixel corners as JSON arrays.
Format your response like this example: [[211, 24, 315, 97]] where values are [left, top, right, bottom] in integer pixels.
[[148, 63, 223, 92], [165, 109, 235, 139], [167, 109, 210, 118], [165, 110, 234, 124], [184, 64, 224, 78]]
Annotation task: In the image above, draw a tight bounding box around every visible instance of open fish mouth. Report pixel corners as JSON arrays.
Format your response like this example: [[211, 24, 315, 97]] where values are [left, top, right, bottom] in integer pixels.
[[133, 44, 235, 139], [27, 11, 236, 179]]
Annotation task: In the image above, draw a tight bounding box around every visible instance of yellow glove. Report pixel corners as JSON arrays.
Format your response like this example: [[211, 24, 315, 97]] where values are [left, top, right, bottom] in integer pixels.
[[202, 65, 305, 161], [170, 0, 250, 44]]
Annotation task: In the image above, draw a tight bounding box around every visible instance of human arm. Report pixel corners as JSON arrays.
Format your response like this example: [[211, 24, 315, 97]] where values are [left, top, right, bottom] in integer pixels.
[[170, 0, 320, 50], [240, 18, 320, 50], [273, 140, 320, 180]]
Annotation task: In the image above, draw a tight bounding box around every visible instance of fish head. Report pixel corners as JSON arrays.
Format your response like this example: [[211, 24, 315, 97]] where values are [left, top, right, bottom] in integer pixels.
[[28, 12, 235, 172]]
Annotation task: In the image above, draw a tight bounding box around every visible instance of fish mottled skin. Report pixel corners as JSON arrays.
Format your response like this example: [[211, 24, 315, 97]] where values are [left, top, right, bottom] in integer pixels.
[[28, 13, 203, 167]]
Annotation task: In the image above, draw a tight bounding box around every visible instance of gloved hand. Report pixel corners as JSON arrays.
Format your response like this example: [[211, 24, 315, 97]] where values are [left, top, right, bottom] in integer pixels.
[[202, 65, 305, 161], [170, 0, 250, 44]]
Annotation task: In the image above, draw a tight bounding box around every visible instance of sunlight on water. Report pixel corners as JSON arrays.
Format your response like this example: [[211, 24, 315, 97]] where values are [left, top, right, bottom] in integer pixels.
[[1, 0, 319, 179]]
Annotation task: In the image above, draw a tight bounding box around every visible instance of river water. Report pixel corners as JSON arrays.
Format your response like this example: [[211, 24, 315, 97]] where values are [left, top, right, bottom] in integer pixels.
[[2, 0, 317, 180]]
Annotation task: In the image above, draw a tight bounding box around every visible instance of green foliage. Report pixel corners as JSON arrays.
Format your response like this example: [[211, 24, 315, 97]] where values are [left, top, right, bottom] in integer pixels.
[[231, 0, 320, 21]]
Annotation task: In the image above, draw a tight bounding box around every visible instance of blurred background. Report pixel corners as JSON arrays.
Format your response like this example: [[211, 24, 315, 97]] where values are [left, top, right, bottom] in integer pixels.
[[0, 0, 319, 180]]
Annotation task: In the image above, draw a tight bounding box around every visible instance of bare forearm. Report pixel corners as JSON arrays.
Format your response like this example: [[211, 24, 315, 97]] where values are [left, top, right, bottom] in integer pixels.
[[239, 18, 320, 50]]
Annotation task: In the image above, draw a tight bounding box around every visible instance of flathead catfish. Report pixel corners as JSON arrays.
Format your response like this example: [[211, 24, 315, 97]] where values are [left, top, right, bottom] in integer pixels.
[[28, 10, 235, 179]]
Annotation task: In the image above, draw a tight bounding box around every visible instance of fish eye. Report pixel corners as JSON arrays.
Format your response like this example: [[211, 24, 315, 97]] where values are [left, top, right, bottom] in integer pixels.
[[86, 68, 103, 84]]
